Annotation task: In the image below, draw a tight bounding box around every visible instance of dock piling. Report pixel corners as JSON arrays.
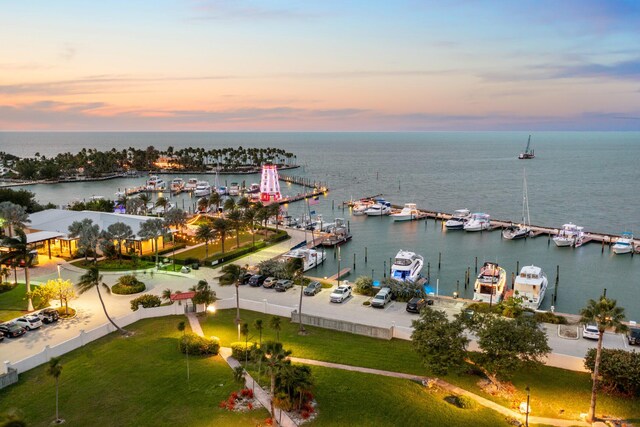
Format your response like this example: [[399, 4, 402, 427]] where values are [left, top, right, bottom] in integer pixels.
[[353, 253, 356, 270], [427, 262, 431, 281], [384, 261, 386, 278], [554, 265, 559, 303], [475, 257, 478, 273], [516, 261, 519, 273], [511, 272, 515, 289], [438, 252, 441, 270], [365, 247, 368, 263]]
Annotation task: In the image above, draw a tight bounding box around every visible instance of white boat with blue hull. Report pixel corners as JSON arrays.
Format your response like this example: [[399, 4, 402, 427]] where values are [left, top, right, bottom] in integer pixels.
[[364, 199, 392, 216], [612, 232, 634, 255], [391, 250, 424, 282]]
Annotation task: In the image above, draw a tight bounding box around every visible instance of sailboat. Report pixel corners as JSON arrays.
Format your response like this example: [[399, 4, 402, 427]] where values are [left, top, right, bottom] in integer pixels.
[[502, 169, 532, 240], [518, 135, 535, 159]]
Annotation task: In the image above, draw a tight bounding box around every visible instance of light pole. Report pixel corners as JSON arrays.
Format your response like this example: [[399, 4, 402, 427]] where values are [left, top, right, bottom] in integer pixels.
[[525, 386, 530, 427], [336, 246, 341, 286], [56, 264, 61, 280]]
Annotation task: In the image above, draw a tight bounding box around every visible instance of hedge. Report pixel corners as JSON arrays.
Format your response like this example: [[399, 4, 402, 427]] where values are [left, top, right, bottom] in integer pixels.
[[130, 294, 161, 311], [140, 243, 187, 262], [112, 274, 146, 295], [180, 333, 220, 356], [230, 341, 259, 361]]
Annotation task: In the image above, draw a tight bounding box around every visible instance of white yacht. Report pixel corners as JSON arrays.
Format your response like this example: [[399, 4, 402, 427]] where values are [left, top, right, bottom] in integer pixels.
[[145, 176, 166, 191], [352, 200, 373, 216], [503, 170, 532, 240], [553, 223, 584, 247], [390, 250, 424, 282], [445, 209, 471, 230], [194, 181, 212, 197], [185, 178, 199, 191], [170, 178, 185, 192], [248, 183, 260, 193], [514, 265, 548, 310], [464, 213, 491, 232], [473, 262, 507, 303], [217, 186, 228, 196], [612, 232, 634, 255], [229, 182, 240, 196], [154, 202, 176, 215], [364, 200, 392, 216], [281, 248, 326, 272], [390, 203, 420, 222]]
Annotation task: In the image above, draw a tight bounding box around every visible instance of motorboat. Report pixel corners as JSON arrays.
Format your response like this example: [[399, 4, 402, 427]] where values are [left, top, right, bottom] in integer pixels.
[[445, 209, 470, 230], [464, 213, 491, 231], [218, 186, 228, 196], [390, 203, 420, 222], [194, 181, 212, 197], [248, 183, 260, 193], [281, 248, 326, 272], [514, 265, 548, 310], [352, 199, 374, 216], [364, 200, 392, 216], [170, 178, 185, 192], [185, 178, 198, 191], [154, 202, 176, 215], [473, 262, 507, 303], [229, 182, 240, 196], [612, 232, 634, 255], [518, 135, 535, 159], [390, 250, 424, 282], [553, 223, 584, 247], [145, 176, 165, 191], [321, 218, 352, 246], [503, 169, 532, 240]]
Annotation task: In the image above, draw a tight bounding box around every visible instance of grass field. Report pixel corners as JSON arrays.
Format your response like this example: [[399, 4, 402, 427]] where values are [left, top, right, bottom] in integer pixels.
[[173, 231, 259, 261], [70, 258, 157, 271], [0, 317, 269, 426], [202, 309, 640, 423], [0, 283, 42, 322]]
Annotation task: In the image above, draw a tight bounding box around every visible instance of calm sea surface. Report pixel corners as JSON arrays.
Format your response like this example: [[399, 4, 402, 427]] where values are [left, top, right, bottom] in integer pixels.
[[1, 132, 639, 317]]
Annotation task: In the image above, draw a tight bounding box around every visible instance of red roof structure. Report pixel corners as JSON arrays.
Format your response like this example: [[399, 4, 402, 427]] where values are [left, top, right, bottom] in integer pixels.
[[170, 291, 196, 302]]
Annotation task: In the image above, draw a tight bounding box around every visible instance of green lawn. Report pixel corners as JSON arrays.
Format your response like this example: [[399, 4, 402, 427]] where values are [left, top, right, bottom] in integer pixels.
[[0, 317, 269, 426], [0, 283, 42, 322], [173, 231, 261, 261], [70, 258, 157, 271], [202, 309, 640, 423]]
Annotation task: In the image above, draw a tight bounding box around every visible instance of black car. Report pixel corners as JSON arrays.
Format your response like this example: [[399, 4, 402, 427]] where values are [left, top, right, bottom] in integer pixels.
[[628, 327, 640, 345], [0, 323, 27, 338], [248, 275, 267, 287], [304, 281, 322, 296], [274, 279, 293, 292], [240, 273, 254, 285], [36, 308, 60, 324], [406, 297, 433, 313]]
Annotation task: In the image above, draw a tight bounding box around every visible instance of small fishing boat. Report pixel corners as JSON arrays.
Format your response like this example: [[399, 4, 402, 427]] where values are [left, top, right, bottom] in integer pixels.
[[247, 183, 260, 193], [282, 248, 326, 271], [390, 203, 420, 222], [473, 262, 507, 303], [390, 250, 424, 282], [464, 213, 491, 232], [170, 178, 185, 192], [445, 209, 471, 230], [229, 182, 240, 196], [194, 181, 212, 197], [185, 178, 198, 191], [514, 265, 548, 310], [518, 135, 535, 159], [503, 170, 532, 240], [612, 232, 634, 255], [553, 223, 584, 247]]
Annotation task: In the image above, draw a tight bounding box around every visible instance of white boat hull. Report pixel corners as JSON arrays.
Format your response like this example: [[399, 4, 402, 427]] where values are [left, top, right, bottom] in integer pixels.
[[391, 214, 416, 222], [194, 189, 211, 197], [612, 244, 632, 254], [445, 220, 465, 229], [464, 223, 489, 232], [553, 237, 573, 247]]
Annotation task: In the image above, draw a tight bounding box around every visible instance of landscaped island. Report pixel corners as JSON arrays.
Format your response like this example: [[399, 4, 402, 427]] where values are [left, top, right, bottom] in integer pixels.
[[0, 146, 298, 181]]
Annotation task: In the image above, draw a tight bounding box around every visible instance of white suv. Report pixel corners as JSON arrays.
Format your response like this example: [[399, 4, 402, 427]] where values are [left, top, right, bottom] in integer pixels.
[[330, 285, 352, 303], [582, 323, 599, 340], [14, 315, 43, 331]]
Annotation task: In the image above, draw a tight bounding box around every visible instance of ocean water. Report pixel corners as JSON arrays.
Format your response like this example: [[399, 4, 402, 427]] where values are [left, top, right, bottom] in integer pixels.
[[1, 131, 639, 317]]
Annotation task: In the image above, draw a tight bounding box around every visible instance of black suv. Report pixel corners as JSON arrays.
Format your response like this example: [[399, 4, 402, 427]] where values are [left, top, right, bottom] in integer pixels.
[[248, 275, 267, 287], [628, 327, 640, 345], [406, 297, 433, 313], [240, 273, 254, 285]]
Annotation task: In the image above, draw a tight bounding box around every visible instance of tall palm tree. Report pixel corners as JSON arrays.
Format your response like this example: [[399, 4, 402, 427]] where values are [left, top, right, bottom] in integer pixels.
[[267, 203, 280, 232], [105, 222, 134, 262], [163, 208, 187, 266], [254, 319, 264, 346], [208, 192, 222, 214], [223, 197, 236, 214], [138, 193, 151, 215], [270, 316, 282, 343], [580, 296, 627, 423], [137, 218, 165, 266], [161, 288, 173, 302], [1, 230, 36, 311], [218, 263, 247, 336], [243, 207, 258, 247], [213, 218, 231, 253], [195, 223, 215, 262], [262, 341, 292, 422], [197, 197, 209, 214], [68, 218, 101, 262], [240, 322, 250, 366], [47, 357, 63, 424], [155, 196, 170, 216], [226, 209, 244, 249], [77, 266, 128, 335], [237, 196, 250, 210], [0, 201, 30, 237]]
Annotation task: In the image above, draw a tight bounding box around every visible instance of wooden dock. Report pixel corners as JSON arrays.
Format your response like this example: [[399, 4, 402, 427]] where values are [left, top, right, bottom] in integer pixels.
[[328, 268, 351, 281]]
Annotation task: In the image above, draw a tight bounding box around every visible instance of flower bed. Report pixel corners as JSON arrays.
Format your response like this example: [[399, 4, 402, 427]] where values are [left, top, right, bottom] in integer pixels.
[[219, 388, 262, 412]]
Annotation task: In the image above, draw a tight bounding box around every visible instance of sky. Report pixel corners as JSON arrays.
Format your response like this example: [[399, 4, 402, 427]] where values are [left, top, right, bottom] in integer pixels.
[[1, 0, 639, 131]]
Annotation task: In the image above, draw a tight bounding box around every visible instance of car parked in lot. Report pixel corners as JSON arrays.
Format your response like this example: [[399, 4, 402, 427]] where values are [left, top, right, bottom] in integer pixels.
[[263, 277, 278, 289], [274, 279, 293, 292], [330, 285, 352, 303], [35, 308, 60, 324], [14, 315, 43, 330], [241, 273, 254, 285], [248, 274, 267, 287], [304, 281, 322, 296], [582, 323, 599, 340], [0, 323, 27, 338], [371, 287, 392, 308], [627, 326, 640, 345], [406, 297, 433, 313], [0, 332, 4, 342]]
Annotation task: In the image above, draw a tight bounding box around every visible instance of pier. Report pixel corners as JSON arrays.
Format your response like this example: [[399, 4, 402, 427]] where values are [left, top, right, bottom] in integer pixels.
[[328, 268, 351, 281]]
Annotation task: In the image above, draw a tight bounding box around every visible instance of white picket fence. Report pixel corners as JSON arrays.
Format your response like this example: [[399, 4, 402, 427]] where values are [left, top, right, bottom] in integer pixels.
[[216, 297, 296, 318]]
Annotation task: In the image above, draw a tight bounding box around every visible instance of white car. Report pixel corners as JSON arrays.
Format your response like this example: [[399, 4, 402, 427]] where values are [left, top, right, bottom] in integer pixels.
[[330, 285, 352, 303], [582, 323, 599, 340], [14, 315, 43, 331]]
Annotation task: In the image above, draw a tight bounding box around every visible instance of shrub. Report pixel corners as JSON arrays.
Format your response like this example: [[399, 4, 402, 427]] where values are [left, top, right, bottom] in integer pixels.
[[112, 274, 146, 295], [446, 394, 476, 409], [381, 277, 423, 302], [353, 276, 375, 296], [362, 300, 371, 306], [179, 333, 220, 356], [231, 341, 259, 361], [533, 311, 567, 324], [0, 282, 17, 293], [130, 294, 161, 311], [584, 348, 640, 396]]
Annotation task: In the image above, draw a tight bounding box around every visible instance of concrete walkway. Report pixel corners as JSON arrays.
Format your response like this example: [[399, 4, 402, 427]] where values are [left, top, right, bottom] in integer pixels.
[[185, 313, 297, 427], [288, 357, 591, 427]]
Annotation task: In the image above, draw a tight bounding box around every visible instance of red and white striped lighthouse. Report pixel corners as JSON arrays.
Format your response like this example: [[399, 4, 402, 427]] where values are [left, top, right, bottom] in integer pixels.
[[260, 164, 281, 202]]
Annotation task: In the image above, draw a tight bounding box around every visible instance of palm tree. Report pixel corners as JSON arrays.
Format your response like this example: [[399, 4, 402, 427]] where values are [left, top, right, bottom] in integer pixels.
[[267, 203, 280, 232], [195, 223, 215, 262], [163, 208, 187, 267], [138, 193, 151, 215], [218, 263, 246, 337], [137, 218, 165, 266], [77, 266, 128, 335], [161, 288, 173, 302], [262, 341, 292, 422], [155, 196, 169, 216], [105, 222, 134, 263], [226, 209, 244, 249], [240, 322, 250, 366], [208, 192, 222, 214], [580, 296, 627, 423], [0, 201, 30, 237], [270, 316, 282, 343], [243, 207, 258, 247], [68, 218, 101, 262], [1, 230, 36, 311], [254, 319, 264, 346], [223, 197, 236, 214], [212, 218, 231, 253], [177, 321, 190, 386], [47, 357, 63, 424], [237, 196, 250, 210]]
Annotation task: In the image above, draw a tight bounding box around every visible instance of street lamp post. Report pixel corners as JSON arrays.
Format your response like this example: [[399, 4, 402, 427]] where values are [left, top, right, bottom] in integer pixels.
[[336, 246, 341, 286], [56, 264, 61, 280], [525, 386, 530, 427]]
